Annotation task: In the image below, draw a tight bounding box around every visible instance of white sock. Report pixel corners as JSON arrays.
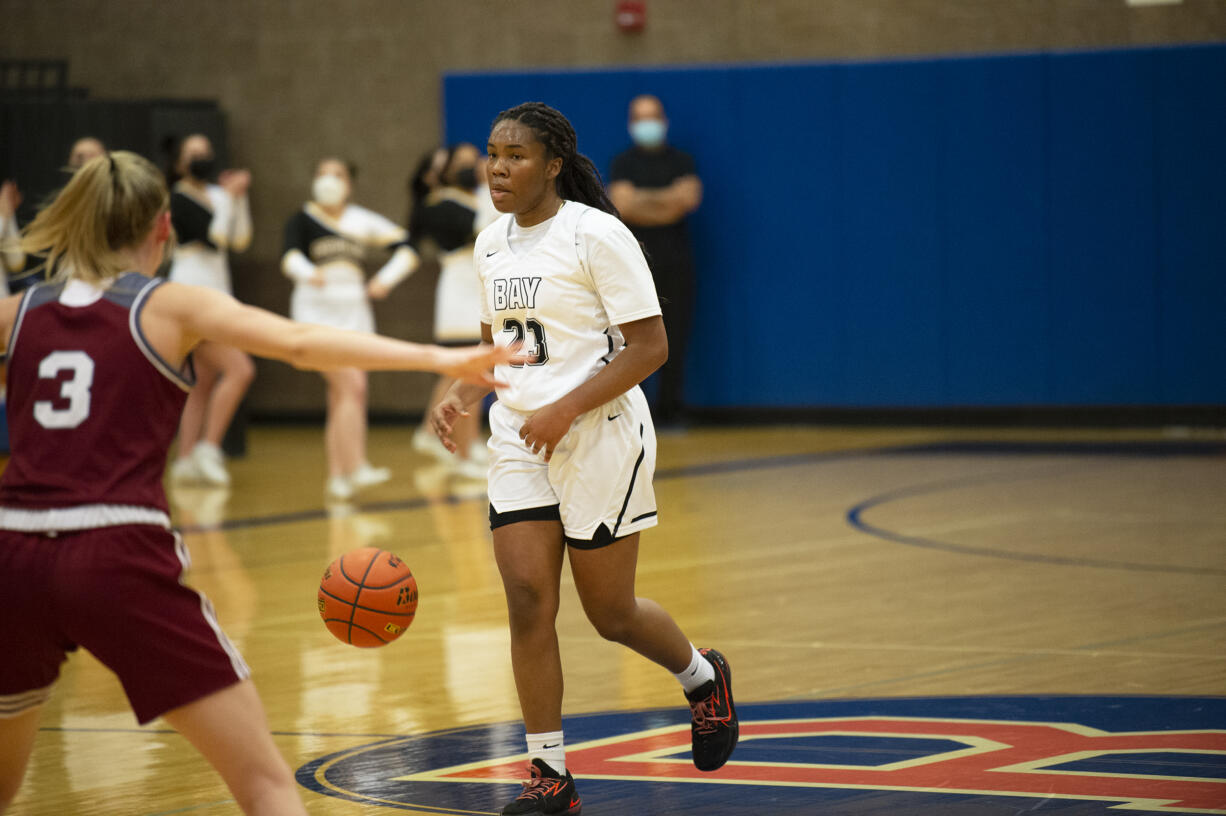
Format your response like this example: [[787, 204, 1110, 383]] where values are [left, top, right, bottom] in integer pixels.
[[674, 645, 716, 694], [526, 730, 566, 775]]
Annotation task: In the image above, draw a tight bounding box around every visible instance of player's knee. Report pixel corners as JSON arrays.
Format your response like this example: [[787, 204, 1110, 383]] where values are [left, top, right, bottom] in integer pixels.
[[586, 604, 634, 644], [502, 579, 559, 629], [232, 353, 256, 386], [227, 754, 299, 814], [345, 371, 367, 402]]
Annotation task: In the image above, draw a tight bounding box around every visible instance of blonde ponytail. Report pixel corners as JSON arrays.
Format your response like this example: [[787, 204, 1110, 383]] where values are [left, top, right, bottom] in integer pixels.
[[21, 151, 169, 284]]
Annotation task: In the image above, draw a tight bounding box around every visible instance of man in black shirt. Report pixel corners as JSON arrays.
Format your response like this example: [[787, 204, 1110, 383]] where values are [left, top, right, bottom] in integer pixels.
[[609, 94, 703, 426]]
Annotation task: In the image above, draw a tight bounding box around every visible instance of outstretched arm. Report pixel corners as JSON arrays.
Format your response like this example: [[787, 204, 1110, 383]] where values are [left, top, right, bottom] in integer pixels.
[[146, 281, 515, 385]]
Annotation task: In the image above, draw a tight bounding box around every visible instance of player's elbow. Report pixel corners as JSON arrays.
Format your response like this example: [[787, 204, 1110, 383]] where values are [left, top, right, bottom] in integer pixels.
[[644, 325, 669, 372], [654, 336, 669, 371]]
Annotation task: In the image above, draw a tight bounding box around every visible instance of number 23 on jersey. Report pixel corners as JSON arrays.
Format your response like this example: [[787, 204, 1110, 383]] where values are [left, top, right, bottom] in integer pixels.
[[501, 318, 548, 367]]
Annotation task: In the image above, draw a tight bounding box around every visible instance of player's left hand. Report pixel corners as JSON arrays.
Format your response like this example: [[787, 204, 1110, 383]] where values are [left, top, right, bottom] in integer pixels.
[[519, 401, 578, 462]]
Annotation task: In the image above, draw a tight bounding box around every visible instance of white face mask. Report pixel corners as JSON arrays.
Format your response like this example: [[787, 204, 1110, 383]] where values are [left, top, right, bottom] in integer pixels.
[[312, 174, 348, 208]]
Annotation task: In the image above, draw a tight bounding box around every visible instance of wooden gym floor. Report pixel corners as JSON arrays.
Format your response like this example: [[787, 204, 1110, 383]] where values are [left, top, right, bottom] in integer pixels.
[[6, 423, 1225, 814]]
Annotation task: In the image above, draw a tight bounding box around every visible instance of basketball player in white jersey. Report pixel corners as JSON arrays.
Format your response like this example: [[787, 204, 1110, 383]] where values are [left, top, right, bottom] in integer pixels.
[[431, 103, 737, 816]]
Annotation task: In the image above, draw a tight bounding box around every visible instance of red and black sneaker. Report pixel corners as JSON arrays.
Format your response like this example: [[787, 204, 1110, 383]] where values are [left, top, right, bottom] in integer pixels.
[[686, 647, 739, 771], [501, 758, 582, 815]]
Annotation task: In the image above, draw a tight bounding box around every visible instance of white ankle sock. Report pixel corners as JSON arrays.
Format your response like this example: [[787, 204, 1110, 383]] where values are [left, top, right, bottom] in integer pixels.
[[526, 730, 566, 775], [674, 645, 716, 694]]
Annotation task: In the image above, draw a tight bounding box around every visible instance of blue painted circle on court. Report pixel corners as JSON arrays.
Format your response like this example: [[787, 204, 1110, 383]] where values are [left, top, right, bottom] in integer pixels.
[[295, 696, 1226, 814]]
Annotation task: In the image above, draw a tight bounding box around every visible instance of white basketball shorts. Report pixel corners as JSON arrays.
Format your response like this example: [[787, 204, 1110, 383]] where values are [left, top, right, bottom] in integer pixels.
[[487, 385, 658, 547]]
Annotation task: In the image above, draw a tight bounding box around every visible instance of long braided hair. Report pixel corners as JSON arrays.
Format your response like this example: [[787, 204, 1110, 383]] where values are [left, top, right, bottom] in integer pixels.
[[492, 102, 620, 219]]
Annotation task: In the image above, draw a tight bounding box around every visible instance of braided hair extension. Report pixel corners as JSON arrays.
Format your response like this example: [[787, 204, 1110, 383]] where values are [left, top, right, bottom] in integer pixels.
[[493, 102, 620, 219]]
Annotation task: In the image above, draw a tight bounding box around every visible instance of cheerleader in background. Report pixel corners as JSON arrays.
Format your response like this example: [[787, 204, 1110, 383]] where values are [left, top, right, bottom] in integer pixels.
[[406, 146, 449, 232], [0, 180, 19, 295], [167, 133, 255, 487], [282, 158, 419, 500], [0, 137, 110, 292], [409, 143, 498, 478]]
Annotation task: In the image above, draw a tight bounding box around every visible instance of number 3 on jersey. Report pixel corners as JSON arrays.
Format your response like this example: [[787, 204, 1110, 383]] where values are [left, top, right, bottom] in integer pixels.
[[34, 350, 95, 429], [501, 318, 549, 367]]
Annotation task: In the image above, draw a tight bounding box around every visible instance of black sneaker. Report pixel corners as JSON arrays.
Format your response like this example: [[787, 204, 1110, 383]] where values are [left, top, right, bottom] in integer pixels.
[[501, 758, 582, 815], [686, 647, 739, 771]]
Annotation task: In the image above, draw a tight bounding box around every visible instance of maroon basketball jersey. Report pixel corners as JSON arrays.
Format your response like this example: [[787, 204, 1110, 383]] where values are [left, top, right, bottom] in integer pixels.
[[0, 273, 192, 515]]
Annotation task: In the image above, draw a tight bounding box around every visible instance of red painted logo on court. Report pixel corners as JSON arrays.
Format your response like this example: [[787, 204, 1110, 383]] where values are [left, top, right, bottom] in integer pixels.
[[409, 717, 1226, 813]]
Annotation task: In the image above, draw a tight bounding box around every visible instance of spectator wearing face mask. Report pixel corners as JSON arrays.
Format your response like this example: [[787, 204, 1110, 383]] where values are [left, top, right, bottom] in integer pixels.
[[609, 94, 703, 427], [166, 133, 255, 488], [281, 157, 420, 501]]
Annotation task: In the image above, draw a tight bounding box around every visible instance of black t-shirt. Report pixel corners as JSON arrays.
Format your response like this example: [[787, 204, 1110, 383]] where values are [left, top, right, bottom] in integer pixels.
[[609, 145, 696, 280]]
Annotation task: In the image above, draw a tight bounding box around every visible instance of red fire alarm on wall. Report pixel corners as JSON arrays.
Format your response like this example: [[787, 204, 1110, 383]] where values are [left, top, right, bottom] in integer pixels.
[[615, 0, 646, 32]]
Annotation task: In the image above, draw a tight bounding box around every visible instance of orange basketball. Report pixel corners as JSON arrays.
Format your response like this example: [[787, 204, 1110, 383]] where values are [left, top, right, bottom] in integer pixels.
[[317, 547, 418, 647]]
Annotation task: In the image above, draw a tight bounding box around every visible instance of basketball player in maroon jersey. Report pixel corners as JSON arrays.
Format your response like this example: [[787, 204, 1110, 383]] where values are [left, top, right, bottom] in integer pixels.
[[0, 151, 519, 816]]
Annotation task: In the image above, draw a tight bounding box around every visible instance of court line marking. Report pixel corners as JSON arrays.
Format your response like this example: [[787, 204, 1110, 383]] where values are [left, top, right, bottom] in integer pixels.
[[142, 801, 235, 816], [43, 693, 1226, 743], [805, 617, 1226, 698], [178, 443, 919, 535], [690, 636, 1226, 661], [845, 461, 1226, 576], [178, 438, 1226, 536]]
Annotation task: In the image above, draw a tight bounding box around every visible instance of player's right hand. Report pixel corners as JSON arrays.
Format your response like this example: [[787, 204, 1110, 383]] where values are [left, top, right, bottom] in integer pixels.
[[430, 398, 466, 453]]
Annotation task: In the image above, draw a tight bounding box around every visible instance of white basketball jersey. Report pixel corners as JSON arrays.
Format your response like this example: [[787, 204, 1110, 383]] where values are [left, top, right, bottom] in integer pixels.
[[476, 201, 661, 413]]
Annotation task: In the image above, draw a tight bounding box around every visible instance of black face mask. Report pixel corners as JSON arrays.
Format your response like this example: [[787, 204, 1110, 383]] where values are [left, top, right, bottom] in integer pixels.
[[187, 157, 217, 181], [453, 167, 478, 190]]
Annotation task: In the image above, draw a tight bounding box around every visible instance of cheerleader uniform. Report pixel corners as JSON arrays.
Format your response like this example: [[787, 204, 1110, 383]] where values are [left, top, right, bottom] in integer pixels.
[[168, 181, 251, 293], [411, 186, 494, 344], [281, 202, 416, 333]]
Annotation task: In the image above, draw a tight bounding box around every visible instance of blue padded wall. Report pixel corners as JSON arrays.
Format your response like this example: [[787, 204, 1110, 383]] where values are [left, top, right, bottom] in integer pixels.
[[444, 44, 1226, 408]]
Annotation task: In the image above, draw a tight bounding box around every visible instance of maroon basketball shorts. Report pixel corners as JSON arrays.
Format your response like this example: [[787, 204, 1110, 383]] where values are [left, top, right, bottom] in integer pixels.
[[0, 525, 250, 724]]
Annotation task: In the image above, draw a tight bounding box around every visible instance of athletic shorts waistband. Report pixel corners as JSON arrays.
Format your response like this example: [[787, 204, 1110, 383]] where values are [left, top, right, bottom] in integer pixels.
[[0, 504, 172, 533]]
